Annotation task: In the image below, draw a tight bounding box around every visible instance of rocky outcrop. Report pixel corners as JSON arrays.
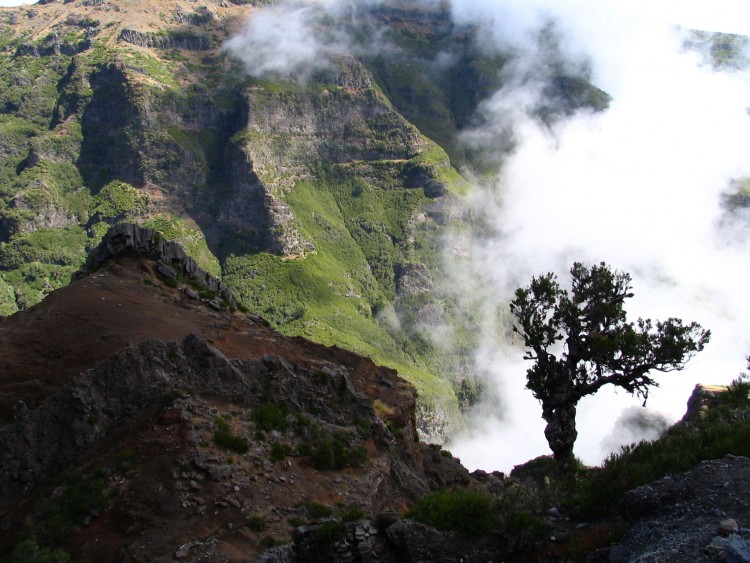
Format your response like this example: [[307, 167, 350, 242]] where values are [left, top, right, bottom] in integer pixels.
[[118, 29, 213, 51], [0, 335, 246, 506], [85, 222, 237, 306], [684, 384, 729, 421], [610, 455, 750, 562], [14, 32, 91, 57], [241, 57, 429, 190]]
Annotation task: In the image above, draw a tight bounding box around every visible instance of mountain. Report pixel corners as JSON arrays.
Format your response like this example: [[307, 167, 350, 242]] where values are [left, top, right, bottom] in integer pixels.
[[0, 0, 611, 440], [0, 223, 480, 561]]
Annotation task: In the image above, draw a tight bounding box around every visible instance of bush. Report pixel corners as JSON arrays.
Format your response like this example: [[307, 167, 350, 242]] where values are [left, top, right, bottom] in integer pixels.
[[213, 417, 249, 454], [39, 470, 109, 546], [304, 502, 333, 519], [312, 522, 346, 546], [405, 489, 499, 537], [8, 538, 70, 563], [252, 403, 290, 433], [247, 515, 267, 532], [312, 438, 367, 470], [270, 441, 291, 462], [571, 403, 750, 518], [340, 506, 366, 522], [725, 372, 750, 406]]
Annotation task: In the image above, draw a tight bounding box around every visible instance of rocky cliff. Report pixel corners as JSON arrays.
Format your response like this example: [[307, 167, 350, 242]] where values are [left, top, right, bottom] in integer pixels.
[[0, 234, 482, 561]]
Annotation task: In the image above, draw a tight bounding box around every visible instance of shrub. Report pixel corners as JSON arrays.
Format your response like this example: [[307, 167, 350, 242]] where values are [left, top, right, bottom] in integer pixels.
[[304, 502, 333, 519], [247, 515, 267, 532], [570, 403, 750, 518], [725, 372, 750, 406], [340, 506, 366, 522], [405, 489, 499, 537], [312, 522, 346, 546], [39, 470, 109, 546], [312, 438, 367, 470], [312, 440, 336, 470], [288, 515, 307, 527], [270, 441, 291, 462], [213, 416, 249, 454], [252, 403, 290, 433], [506, 510, 552, 543], [8, 538, 70, 563]]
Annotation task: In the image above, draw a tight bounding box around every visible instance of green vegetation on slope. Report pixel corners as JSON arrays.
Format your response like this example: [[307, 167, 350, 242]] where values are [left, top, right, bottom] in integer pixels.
[[223, 177, 458, 414]]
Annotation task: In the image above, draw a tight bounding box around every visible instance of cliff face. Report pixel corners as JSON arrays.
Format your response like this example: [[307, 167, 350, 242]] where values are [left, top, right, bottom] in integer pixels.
[[0, 0, 614, 441]]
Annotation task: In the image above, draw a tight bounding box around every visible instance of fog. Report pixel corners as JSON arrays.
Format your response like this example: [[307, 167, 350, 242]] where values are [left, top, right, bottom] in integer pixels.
[[224, 0, 750, 470], [444, 0, 750, 470]]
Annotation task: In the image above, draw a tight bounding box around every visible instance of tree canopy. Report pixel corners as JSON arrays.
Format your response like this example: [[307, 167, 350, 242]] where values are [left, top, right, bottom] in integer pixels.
[[509, 261, 711, 468]]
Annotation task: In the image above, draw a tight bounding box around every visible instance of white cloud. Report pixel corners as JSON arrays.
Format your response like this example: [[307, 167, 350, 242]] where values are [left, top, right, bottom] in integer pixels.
[[224, 0, 750, 470], [446, 0, 750, 470]]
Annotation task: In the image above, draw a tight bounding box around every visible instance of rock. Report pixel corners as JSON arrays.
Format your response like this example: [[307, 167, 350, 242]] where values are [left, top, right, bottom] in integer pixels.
[[224, 496, 241, 508], [683, 384, 728, 422], [183, 287, 199, 300], [705, 535, 731, 558], [727, 536, 750, 563], [155, 262, 177, 280], [721, 519, 740, 535], [118, 29, 213, 50], [610, 456, 750, 562], [208, 465, 233, 482], [84, 223, 237, 308], [175, 543, 193, 559]]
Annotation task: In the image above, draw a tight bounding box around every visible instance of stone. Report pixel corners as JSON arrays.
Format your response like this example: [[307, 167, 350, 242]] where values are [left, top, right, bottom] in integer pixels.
[[155, 261, 177, 280], [721, 518, 740, 535], [183, 287, 199, 300], [208, 465, 233, 481], [727, 536, 750, 563]]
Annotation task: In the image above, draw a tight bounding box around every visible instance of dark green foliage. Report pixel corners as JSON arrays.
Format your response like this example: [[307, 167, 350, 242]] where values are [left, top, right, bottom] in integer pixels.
[[340, 506, 366, 523], [313, 370, 330, 385], [405, 489, 499, 537], [312, 437, 367, 470], [725, 362, 750, 406], [304, 502, 333, 519], [505, 510, 553, 543], [510, 262, 710, 467], [246, 515, 267, 532], [6, 538, 70, 563], [213, 416, 249, 454], [455, 376, 484, 413], [356, 418, 372, 438], [571, 402, 750, 518], [312, 439, 336, 470], [38, 470, 109, 546], [312, 522, 346, 546], [288, 515, 307, 527], [251, 403, 290, 433], [270, 441, 291, 462]]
